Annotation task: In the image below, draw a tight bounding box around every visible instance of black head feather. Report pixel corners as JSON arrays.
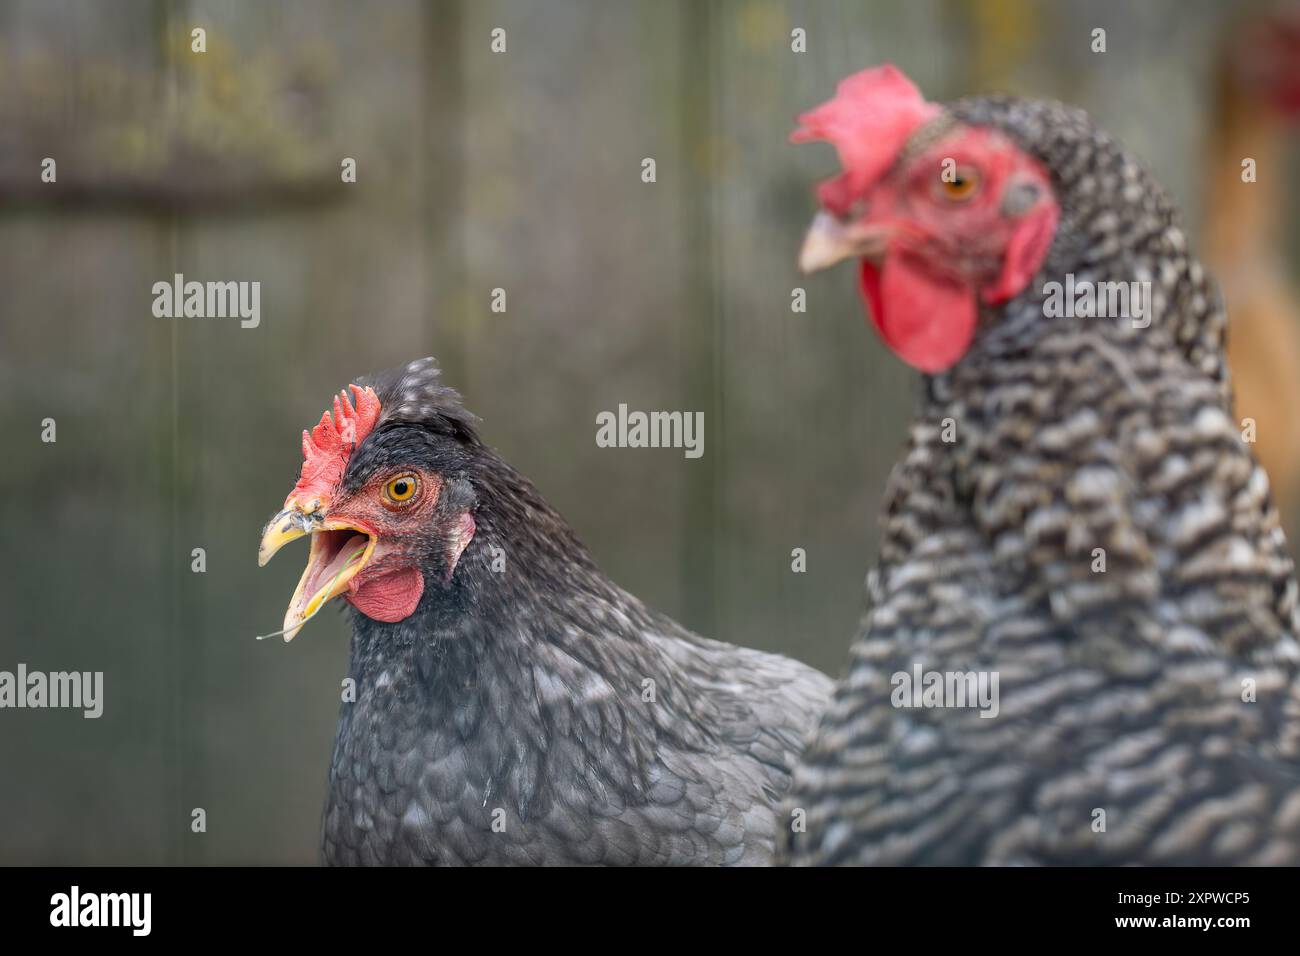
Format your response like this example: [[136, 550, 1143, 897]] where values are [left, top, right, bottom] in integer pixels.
[[357, 356, 482, 446]]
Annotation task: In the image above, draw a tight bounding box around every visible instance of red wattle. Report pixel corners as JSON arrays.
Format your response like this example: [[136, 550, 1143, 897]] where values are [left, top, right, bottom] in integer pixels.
[[860, 255, 977, 373], [346, 566, 424, 623]]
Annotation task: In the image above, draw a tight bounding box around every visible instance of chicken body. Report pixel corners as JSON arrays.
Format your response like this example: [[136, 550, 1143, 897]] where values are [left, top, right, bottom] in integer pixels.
[[265, 360, 832, 866], [326, 598, 829, 865], [783, 95, 1300, 865]]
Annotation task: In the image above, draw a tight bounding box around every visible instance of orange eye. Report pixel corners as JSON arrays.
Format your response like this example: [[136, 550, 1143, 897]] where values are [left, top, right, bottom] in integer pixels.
[[939, 168, 980, 202], [383, 473, 419, 505]]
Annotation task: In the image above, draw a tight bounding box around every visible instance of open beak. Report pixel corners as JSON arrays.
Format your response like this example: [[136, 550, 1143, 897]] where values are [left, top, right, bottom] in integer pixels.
[[798, 211, 893, 274], [258, 502, 376, 642]]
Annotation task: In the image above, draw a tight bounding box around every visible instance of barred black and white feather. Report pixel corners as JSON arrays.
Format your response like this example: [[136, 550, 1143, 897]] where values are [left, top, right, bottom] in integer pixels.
[[781, 97, 1300, 865]]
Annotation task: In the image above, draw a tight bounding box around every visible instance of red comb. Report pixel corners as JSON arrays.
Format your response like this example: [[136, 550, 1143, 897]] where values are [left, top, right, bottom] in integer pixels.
[[288, 384, 382, 509], [791, 64, 942, 215]]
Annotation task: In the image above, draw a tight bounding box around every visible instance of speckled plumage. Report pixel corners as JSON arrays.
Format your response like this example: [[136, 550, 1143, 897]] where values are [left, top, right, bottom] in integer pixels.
[[316, 358, 832, 865], [781, 97, 1300, 865]]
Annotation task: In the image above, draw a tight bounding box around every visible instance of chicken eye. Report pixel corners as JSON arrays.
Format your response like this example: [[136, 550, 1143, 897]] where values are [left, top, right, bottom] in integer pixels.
[[383, 474, 419, 505], [938, 168, 980, 202]]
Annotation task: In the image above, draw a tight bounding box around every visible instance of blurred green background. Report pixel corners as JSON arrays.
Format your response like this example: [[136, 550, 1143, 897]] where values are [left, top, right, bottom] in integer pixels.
[[2, 0, 1299, 863]]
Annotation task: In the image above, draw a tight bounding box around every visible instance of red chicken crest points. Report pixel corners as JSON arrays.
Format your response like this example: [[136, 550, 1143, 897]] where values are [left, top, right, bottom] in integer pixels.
[[289, 383, 382, 511], [791, 63, 942, 215]]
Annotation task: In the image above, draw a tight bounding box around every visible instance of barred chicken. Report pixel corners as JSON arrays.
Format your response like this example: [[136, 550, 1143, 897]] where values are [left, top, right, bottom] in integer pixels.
[[781, 65, 1300, 865]]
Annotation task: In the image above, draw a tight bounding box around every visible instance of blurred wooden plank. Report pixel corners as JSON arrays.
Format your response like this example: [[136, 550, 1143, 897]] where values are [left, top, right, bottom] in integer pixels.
[[0, 18, 345, 210], [453, 0, 694, 622], [0, 0, 178, 866], [678, 0, 721, 638]]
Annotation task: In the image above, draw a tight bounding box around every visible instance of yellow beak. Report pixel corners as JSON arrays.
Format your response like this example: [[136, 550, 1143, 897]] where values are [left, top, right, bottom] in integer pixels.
[[258, 502, 376, 642], [798, 211, 893, 274]]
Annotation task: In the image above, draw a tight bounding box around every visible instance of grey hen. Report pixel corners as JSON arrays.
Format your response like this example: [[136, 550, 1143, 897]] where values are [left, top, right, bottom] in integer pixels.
[[258, 357, 832, 865]]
